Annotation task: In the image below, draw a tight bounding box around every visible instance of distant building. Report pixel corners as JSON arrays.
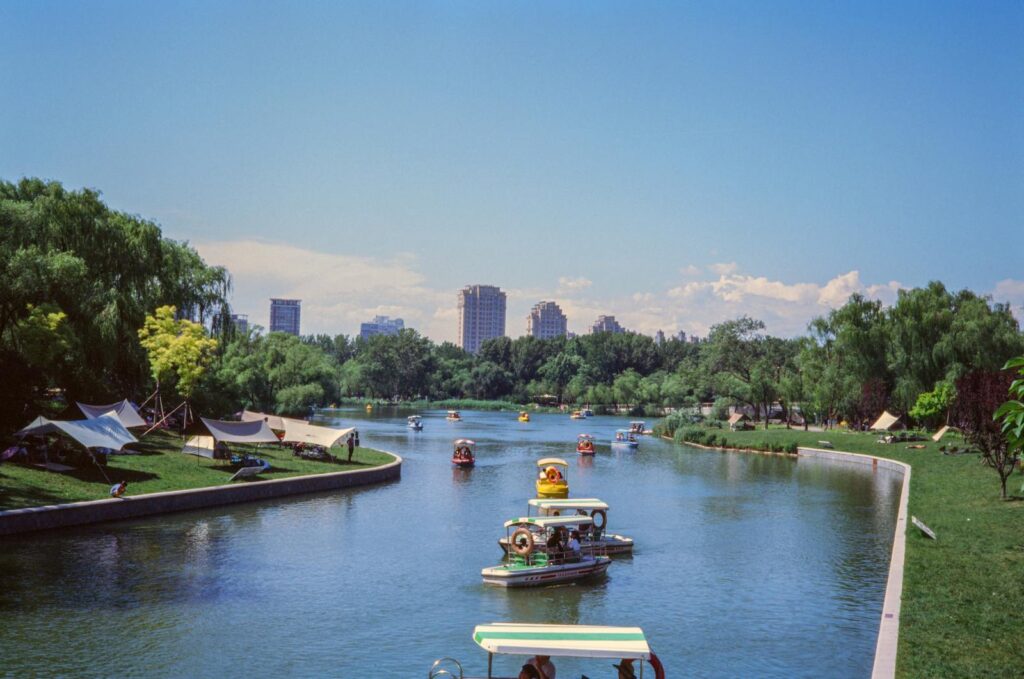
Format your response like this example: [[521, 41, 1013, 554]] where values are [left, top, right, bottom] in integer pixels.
[[458, 285, 506, 354], [527, 301, 568, 340], [676, 331, 687, 342], [654, 329, 665, 345], [230, 314, 249, 335], [269, 298, 301, 335], [591, 315, 625, 334], [689, 334, 703, 344], [360, 315, 405, 340]]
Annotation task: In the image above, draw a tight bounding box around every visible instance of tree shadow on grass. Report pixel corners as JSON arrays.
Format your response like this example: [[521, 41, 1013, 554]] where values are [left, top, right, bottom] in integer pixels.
[[0, 469, 77, 510], [63, 465, 159, 485]]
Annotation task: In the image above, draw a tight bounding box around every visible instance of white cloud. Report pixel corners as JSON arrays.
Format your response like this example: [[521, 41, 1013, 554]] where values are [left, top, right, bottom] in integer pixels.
[[709, 261, 739, 275], [679, 265, 702, 278], [195, 238, 919, 342], [993, 278, 1024, 322]]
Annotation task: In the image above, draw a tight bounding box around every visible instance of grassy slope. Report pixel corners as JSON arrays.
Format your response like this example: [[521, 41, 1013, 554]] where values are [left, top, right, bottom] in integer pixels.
[[670, 425, 1023, 678], [0, 430, 394, 510]]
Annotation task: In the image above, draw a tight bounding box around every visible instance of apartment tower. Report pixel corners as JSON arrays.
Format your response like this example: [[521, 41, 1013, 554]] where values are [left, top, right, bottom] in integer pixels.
[[526, 301, 568, 340], [458, 285, 506, 354], [269, 298, 301, 335]]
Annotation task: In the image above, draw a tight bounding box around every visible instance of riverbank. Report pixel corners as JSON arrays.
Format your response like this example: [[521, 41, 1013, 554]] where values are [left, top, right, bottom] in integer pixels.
[[0, 430, 394, 510], [658, 423, 1023, 678]]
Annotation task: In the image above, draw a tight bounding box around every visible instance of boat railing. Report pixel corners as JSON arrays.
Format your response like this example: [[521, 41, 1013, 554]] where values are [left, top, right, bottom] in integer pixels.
[[428, 657, 464, 679]]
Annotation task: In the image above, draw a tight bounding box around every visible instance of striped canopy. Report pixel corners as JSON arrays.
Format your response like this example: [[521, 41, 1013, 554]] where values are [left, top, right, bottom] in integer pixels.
[[528, 498, 608, 511], [473, 623, 651, 660], [503, 515, 593, 529]]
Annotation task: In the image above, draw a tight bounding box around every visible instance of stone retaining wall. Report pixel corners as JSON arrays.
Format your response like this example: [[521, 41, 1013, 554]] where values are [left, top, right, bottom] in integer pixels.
[[0, 453, 402, 536]]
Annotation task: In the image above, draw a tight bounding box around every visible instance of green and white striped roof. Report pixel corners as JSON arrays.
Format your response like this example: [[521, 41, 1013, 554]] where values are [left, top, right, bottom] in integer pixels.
[[473, 623, 651, 659], [503, 515, 593, 529], [528, 498, 608, 511]]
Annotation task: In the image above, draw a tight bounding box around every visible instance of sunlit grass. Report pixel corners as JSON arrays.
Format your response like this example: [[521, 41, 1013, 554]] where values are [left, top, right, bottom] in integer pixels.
[[0, 430, 394, 510], [664, 424, 1023, 678]]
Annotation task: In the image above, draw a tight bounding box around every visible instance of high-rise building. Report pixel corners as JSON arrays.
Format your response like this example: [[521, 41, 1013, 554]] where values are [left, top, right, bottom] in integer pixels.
[[269, 298, 301, 335], [526, 301, 568, 340], [360, 315, 405, 340], [654, 329, 665, 345], [591, 315, 625, 334], [231, 314, 249, 335], [458, 285, 506, 354]]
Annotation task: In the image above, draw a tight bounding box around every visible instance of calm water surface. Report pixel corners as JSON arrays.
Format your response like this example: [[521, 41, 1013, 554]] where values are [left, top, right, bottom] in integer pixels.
[[0, 409, 901, 678]]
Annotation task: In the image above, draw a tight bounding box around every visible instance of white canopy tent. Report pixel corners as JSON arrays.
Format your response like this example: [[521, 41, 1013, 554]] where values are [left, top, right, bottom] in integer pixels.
[[17, 414, 138, 451], [77, 400, 147, 428], [200, 418, 280, 444], [281, 420, 354, 448]]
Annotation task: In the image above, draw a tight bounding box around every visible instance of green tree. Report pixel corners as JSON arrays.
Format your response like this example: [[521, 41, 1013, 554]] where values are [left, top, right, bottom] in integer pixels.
[[908, 381, 955, 428], [138, 305, 218, 400]]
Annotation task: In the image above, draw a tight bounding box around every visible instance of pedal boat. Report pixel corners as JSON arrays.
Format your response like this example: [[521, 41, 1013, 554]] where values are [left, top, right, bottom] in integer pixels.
[[569, 410, 585, 420], [629, 420, 652, 435], [535, 457, 569, 498], [446, 410, 462, 422], [517, 411, 530, 423], [407, 415, 423, 431], [612, 429, 640, 448], [427, 622, 665, 679], [452, 439, 475, 467], [481, 515, 610, 587], [498, 498, 634, 556], [576, 433, 595, 455]]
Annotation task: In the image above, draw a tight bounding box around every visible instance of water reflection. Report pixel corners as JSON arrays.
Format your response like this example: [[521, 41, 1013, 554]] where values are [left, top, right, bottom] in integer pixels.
[[0, 409, 900, 678]]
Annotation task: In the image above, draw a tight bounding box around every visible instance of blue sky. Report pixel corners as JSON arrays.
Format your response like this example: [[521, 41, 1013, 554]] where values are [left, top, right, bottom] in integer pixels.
[[2, 1, 1021, 341]]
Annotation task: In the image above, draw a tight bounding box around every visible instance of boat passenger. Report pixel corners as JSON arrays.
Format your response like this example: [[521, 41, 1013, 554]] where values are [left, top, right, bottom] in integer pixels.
[[546, 530, 564, 564], [613, 659, 637, 679], [529, 655, 556, 679], [566, 530, 582, 562], [518, 664, 541, 679]]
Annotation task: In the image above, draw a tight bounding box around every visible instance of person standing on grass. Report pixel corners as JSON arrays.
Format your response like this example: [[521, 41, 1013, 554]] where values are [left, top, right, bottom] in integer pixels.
[[347, 433, 355, 462]]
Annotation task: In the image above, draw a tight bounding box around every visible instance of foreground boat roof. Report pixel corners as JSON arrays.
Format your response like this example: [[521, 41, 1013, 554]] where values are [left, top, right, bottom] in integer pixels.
[[472, 623, 651, 660], [536, 457, 568, 466], [504, 515, 593, 528], [528, 498, 608, 511]]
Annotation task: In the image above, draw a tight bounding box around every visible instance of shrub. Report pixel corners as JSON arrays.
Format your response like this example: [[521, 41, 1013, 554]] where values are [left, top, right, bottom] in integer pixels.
[[704, 433, 718, 447], [785, 441, 799, 454]]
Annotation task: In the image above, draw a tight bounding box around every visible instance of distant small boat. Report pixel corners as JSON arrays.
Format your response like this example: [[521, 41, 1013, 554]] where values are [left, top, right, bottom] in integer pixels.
[[446, 410, 462, 422], [407, 415, 423, 431], [576, 433, 596, 455], [452, 438, 475, 467], [518, 411, 530, 423], [613, 429, 640, 448], [570, 410, 584, 420]]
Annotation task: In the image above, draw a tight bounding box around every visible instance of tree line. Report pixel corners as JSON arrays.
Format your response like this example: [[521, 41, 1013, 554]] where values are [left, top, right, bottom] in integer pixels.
[[3, 178, 1023, 446]]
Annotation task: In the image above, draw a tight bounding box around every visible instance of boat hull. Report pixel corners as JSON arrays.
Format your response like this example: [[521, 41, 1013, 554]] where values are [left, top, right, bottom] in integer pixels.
[[452, 457, 474, 467], [481, 556, 611, 587], [535, 480, 568, 498]]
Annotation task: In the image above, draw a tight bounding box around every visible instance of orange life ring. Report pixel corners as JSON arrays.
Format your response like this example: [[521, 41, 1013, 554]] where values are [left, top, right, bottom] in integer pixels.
[[545, 466, 561, 482], [511, 527, 534, 556]]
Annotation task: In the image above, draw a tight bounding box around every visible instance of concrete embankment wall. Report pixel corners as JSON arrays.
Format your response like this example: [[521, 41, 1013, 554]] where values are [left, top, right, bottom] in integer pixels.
[[0, 453, 402, 537], [796, 447, 909, 679]]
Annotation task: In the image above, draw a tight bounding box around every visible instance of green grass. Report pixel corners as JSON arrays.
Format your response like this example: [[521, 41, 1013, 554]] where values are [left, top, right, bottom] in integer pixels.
[[0, 430, 395, 510], [662, 423, 1023, 678]]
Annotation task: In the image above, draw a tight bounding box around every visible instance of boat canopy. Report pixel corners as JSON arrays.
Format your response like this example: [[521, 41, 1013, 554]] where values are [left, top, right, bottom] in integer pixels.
[[615, 429, 632, 434], [630, 421, 645, 425], [577, 433, 594, 440], [454, 439, 475, 447], [536, 457, 569, 467], [528, 498, 608, 511], [504, 515, 594, 529], [408, 415, 421, 421], [447, 410, 460, 415], [472, 623, 652, 660]]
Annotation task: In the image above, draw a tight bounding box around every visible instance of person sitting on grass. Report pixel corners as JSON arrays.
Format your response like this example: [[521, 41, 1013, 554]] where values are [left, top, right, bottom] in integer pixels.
[[109, 480, 128, 498]]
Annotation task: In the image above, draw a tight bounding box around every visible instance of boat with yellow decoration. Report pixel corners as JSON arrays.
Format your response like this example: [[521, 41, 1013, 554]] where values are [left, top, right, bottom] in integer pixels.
[[534, 457, 569, 498]]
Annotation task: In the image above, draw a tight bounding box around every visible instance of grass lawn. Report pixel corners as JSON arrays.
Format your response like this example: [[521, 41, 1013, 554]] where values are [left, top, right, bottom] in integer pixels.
[[0, 430, 395, 511], [665, 424, 1023, 678]]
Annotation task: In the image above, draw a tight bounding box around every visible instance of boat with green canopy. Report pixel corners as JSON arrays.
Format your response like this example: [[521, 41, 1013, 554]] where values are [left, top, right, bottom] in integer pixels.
[[428, 622, 665, 678], [497, 498, 634, 556], [481, 516, 611, 587]]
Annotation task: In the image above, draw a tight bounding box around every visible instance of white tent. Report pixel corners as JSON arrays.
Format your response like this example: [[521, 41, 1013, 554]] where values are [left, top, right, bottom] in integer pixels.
[[870, 410, 903, 431], [182, 435, 216, 458], [240, 410, 290, 431], [201, 417, 280, 444], [282, 420, 354, 448], [17, 414, 138, 451], [77, 400, 147, 428]]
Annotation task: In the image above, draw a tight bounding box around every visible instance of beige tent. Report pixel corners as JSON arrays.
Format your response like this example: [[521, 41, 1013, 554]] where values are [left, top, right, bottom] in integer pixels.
[[932, 425, 957, 442], [870, 411, 902, 431], [182, 435, 216, 458], [727, 412, 748, 425], [240, 410, 290, 431], [201, 417, 280, 444], [282, 420, 355, 448]]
